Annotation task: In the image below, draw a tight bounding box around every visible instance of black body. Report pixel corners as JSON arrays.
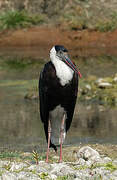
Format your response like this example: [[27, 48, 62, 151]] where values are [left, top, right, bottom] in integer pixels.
[[39, 61, 78, 151]]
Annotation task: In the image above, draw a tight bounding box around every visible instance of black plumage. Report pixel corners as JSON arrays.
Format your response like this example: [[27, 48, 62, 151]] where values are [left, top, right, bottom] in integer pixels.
[[39, 45, 80, 162]]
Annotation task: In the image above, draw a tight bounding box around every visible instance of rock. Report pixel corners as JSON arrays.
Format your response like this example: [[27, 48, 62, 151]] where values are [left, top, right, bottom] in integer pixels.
[[1, 172, 17, 180], [98, 82, 112, 88], [38, 161, 51, 170], [49, 174, 57, 180], [91, 167, 112, 179], [0, 160, 10, 168], [0, 149, 116, 180], [77, 158, 86, 165], [18, 171, 40, 180], [103, 157, 112, 164], [113, 159, 117, 166], [50, 163, 75, 176], [95, 78, 104, 84], [113, 76, 117, 82], [86, 105, 92, 110], [98, 105, 105, 112], [77, 146, 101, 162], [85, 84, 91, 90], [27, 164, 47, 173], [112, 170, 117, 177], [95, 78, 112, 88], [10, 162, 28, 172]]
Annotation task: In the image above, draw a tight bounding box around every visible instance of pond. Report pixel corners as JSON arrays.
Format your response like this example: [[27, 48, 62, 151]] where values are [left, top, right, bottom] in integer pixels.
[[0, 49, 117, 152]]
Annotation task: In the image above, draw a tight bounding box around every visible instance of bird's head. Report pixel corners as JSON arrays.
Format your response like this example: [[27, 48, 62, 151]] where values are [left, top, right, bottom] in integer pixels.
[[50, 45, 82, 78]]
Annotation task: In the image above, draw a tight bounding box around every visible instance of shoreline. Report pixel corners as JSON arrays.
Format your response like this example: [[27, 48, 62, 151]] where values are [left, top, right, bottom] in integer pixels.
[[0, 27, 117, 59]]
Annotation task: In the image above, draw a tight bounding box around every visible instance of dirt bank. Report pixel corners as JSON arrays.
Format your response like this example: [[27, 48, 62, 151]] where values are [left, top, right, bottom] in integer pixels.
[[0, 26, 117, 58]]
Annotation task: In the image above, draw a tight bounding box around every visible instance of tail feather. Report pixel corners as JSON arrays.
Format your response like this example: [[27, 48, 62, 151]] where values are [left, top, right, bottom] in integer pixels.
[[49, 105, 66, 145]]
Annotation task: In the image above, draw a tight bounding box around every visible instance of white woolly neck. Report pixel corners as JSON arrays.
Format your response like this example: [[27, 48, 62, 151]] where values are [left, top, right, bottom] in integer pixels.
[[50, 46, 74, 86]]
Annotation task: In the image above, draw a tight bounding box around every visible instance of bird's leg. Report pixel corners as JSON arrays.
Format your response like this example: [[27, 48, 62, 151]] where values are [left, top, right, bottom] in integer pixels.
[[59, 113, 66, 163], [46, 119, 51, 163]]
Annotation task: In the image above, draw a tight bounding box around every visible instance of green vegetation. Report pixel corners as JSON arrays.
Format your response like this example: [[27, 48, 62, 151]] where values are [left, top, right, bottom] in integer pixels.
[[79, 74, 117, 107], [38, 172, 49, 180], [0, 56, 44, 70], [104, 162, 117, 172], [57, 175, 71, 180], [0, 151, 20, 159], [61, 11, 88, 30], [96, 12, 117, 32], [3, 58, 34, 69], [0, 2, 117, 32], [32, 150, 39, 165], [0, 10, 45, 30], [62, 10, 117, 32], [0, 9, 117, 32]]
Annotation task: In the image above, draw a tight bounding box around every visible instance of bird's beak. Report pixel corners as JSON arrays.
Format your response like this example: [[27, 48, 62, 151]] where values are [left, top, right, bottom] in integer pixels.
[[63, 54, 82, 78]]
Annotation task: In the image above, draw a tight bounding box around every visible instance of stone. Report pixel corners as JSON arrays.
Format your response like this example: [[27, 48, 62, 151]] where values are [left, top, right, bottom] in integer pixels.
[[0, 160, 10, 168], [114, 76, 117, 82], [77, 146, 101, 161], [0, 149, 115, 180], [18, 171, 40, 180], [10, 162, 28, 172], [50, 163, 74, 176], [95, 78, 112, 88], [98, 82, 112, 88], [27, 164, 47, 173], [49, 174, 57, 180], [95, 78, 104, 84], [112, 170, 117, 177], [1, 172, 17, 180], [103, 157, 112, 164], [85, 84, 91, 90], [77, 158, 86, 165], [113, 159, 117, 166]]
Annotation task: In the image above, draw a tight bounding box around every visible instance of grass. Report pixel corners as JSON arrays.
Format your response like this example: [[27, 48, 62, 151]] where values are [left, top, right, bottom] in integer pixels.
[[0, 151, 20, 159], [96, 12, 117, 32], [0, 4, 117, 32], [4, 58, 35, 69], [57, 175, 72, 180], [78, 73, 117, 107], [104, 162, 117, 172], [60, 8, 88, 30], [0, 10, 45, 30], [0, 56, 44, 70], [62, 11, 117, 32], [32, 150, 39, 165], [38, 172, 49, 180], [0, 144, 117, 163]]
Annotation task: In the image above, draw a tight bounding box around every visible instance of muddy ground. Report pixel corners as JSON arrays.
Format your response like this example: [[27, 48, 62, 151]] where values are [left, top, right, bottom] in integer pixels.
[[0, 26, 117, 58]]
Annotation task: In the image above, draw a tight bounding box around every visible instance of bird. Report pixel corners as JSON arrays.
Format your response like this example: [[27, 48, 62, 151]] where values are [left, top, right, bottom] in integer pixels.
[[39, 45, 81, 163]]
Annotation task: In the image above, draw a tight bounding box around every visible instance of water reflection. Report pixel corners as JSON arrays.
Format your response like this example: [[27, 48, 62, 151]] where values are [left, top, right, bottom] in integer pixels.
[[68, 104, 117, 144], [0, 53, 117, 151]]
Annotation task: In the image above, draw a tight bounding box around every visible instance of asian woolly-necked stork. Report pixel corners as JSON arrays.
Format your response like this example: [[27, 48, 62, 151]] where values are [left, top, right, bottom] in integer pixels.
[[39, 45, 81, 163]]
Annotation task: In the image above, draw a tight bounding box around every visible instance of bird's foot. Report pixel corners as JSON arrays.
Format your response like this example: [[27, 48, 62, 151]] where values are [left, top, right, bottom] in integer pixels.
[[59, 158, 62, 163], [45, 158, 49, 163]]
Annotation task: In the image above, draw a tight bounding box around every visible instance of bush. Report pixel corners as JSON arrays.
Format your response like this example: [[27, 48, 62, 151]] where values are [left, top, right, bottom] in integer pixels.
[[96, 12, 117, 32], [0, 10, 45, 30]]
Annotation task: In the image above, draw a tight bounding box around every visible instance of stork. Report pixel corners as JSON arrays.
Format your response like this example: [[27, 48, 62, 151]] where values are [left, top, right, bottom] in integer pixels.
[[39, 45, 81, 163]]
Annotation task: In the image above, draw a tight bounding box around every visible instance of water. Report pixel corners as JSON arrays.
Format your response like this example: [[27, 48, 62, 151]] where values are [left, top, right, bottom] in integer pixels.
[[0, 50, 117, 151]]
